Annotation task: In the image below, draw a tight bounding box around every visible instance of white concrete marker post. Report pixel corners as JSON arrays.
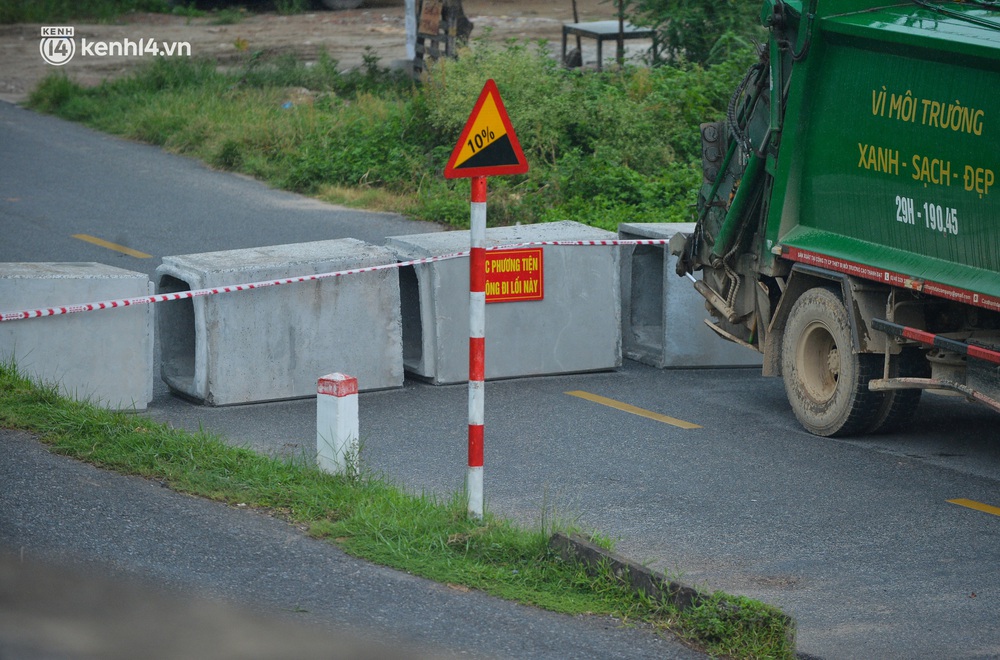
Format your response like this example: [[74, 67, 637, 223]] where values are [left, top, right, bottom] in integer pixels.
[[316, 373, 359, 476]]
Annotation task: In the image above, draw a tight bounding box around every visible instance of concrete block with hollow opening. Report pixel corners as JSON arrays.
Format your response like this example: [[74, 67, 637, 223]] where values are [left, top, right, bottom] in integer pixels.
[[156, 239, 402, 405], [387, 221, 622, 385], [619, 222, 762, 368]]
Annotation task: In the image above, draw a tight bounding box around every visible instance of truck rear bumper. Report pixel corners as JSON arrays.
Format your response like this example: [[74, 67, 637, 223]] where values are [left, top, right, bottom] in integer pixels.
[[870, 319, 1000, 413], [869, 377, 1000, 413]]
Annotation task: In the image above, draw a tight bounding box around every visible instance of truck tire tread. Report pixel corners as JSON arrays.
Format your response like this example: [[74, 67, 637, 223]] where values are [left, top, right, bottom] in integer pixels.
[[864, 348, 928, 435]]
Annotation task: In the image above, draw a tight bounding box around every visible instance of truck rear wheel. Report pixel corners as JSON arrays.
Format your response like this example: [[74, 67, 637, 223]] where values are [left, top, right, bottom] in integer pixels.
[[781, 288, 882, 436], [865, 349, 927, 434]]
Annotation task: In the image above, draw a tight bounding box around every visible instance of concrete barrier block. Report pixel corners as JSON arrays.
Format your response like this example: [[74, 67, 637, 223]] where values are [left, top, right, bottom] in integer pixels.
[[388, 221, 621, 385], [0, 263, 153, 410], [619, 223, 761, 368], [156, 239, 402, 405]]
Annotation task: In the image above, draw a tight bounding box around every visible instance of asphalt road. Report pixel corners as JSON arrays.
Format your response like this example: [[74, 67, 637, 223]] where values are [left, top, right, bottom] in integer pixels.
[[3, 101, 1000, 659], [0, 428, 700, 659]]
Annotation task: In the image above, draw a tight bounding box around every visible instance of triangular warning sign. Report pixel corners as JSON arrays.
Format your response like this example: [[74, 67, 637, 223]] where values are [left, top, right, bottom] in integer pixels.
[[444, 79, 529, 179]]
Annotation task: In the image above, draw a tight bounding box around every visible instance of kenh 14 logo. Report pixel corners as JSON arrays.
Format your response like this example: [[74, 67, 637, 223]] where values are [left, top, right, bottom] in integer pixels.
[[40, 27, 75, 66], [39, 26, 192, 66]]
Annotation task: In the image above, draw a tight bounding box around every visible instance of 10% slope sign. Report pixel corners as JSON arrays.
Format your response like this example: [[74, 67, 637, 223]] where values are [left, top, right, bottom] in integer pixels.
[[468, 127, 496, 154]]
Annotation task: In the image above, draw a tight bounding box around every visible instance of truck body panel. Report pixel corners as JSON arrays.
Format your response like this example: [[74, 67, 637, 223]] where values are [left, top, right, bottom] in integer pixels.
[[672, 0, 1000, 435], [768, 2, 999, 301]]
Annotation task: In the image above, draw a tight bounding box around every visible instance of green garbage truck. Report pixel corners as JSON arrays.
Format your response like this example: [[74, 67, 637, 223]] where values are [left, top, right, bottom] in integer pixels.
[[670, 0, 1000, 436]]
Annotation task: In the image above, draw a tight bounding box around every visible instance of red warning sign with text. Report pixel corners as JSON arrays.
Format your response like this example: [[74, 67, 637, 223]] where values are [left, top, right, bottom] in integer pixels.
[[485, 248, 543, 303]]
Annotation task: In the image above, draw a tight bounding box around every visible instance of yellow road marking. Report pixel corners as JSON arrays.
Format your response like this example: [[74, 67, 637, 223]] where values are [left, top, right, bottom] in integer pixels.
[[948, 498, 1000, 518], [565, 390, 701, 429], [72, 234, 152, 259]]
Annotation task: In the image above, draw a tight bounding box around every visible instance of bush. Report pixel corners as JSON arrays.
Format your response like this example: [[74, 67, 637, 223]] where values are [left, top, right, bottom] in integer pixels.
[[0, 0, 323, 23], [27, 40, 754, 229], [1, 0, 171, 23], [624, 0, 765, 65]]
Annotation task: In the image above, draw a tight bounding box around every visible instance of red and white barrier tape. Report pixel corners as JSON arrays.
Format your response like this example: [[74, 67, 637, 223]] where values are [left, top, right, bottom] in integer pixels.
[[0, 238, 671, 323]]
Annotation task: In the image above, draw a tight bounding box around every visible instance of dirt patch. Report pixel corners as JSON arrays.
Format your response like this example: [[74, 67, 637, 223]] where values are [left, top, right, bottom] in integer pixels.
[[2, 0, 618, 104]]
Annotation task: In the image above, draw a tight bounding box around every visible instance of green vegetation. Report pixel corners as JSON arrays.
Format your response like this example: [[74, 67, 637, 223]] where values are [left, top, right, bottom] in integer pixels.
[[0, 0, 172, 23], [0, 363, 795, 658], [206, 6, 245, 24], [27, 39, 755, 229], [274, 0, 312, 14], [625, 0, 766, 65], [0, 0, 319, 23]]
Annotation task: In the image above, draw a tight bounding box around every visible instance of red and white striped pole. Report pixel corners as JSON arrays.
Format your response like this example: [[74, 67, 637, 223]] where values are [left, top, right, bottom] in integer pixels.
[[467, 175, 487, 519]]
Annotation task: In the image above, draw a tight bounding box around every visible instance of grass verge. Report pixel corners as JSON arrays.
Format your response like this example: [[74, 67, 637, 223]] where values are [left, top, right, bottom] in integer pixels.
[[0, 362, 796, 658]]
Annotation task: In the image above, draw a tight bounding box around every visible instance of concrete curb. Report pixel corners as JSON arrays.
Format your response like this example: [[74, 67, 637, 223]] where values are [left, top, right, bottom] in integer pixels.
[[548, 532, 702, 610], [550, 532, 802, 655]]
